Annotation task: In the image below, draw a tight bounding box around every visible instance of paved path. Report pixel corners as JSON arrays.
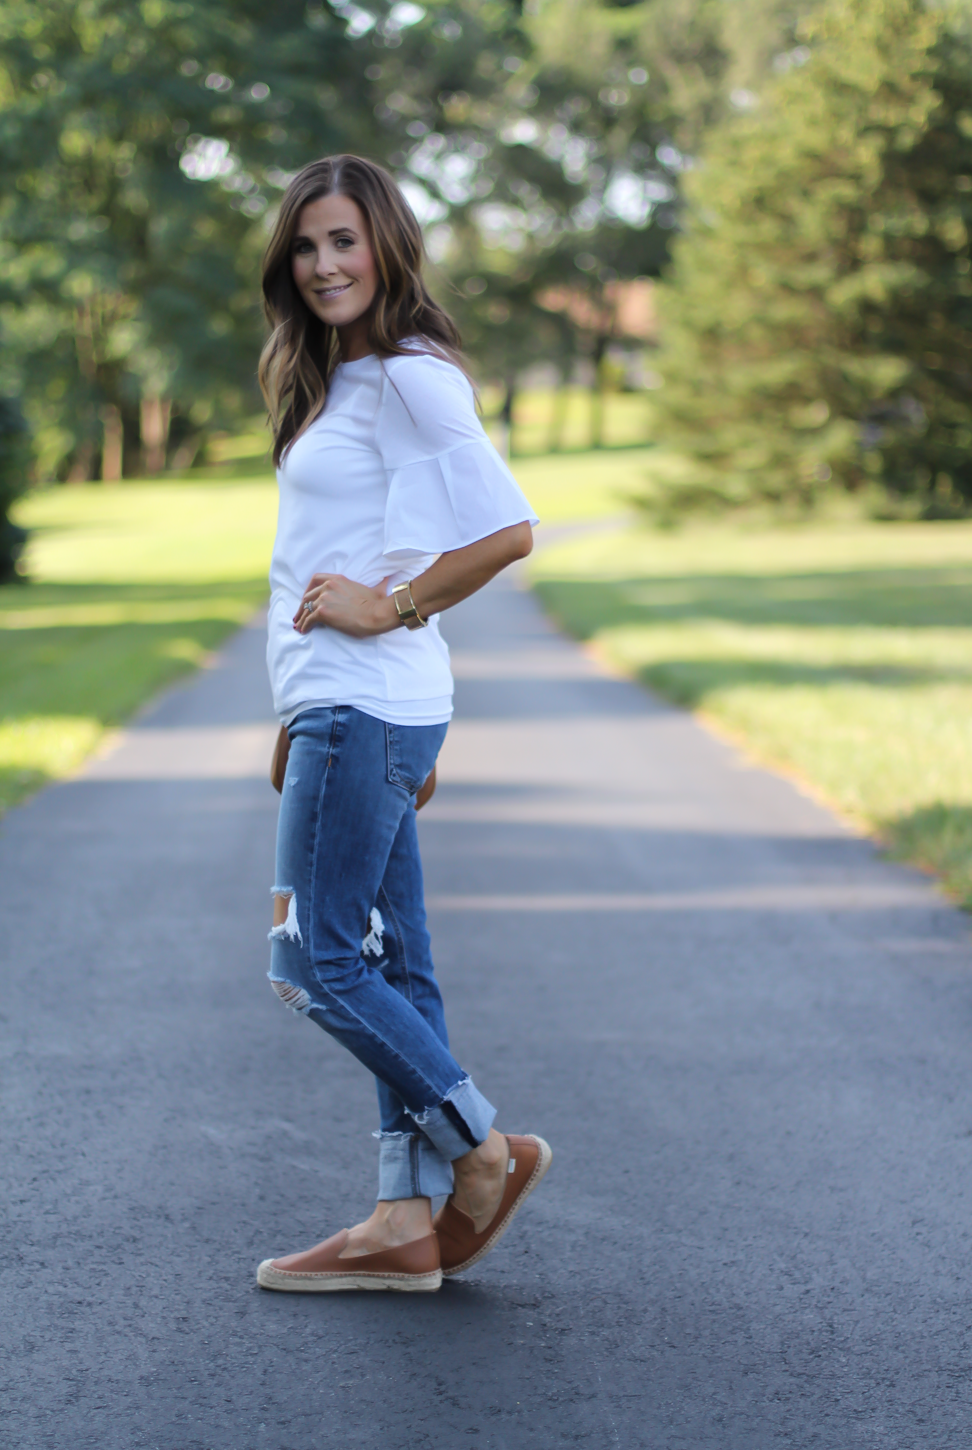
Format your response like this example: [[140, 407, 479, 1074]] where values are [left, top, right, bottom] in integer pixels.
[[3, 561, 972, 1449]]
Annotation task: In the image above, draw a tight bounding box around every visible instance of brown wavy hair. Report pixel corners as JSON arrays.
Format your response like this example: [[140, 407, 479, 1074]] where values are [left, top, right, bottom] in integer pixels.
[[259, 154, 466, 465]]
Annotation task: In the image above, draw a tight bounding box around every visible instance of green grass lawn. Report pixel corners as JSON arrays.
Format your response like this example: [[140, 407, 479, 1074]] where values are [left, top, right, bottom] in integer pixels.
[[531, 518, 972, 908], [2, 478, 277, 815], [208, 387, 655, 467], [11, 440, 970, 918], [0, 439, 644, 821], [493, 386, 654, 454], [511, 447, 649, 523], [204, 414, 653, 525]]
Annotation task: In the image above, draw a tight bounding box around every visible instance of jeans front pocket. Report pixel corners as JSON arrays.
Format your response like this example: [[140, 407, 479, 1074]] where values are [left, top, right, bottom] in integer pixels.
[[385, 721, 448, 796]]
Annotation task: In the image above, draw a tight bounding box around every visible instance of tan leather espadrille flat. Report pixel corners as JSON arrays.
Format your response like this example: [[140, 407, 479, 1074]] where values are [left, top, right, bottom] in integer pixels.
[[435, 1133, 552, 1278], [256, 1229, 442, 1292]]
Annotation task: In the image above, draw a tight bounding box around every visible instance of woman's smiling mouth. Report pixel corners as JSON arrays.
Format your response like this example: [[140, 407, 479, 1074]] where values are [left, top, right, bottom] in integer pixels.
[[314, 282, 353, 299]]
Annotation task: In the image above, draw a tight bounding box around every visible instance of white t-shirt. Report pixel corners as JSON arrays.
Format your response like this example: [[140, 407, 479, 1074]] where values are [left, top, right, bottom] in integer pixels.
[[266, 346, 538, 726]]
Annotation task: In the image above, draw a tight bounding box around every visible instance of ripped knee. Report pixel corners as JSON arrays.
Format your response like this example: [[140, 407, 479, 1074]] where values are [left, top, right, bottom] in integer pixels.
[[268, 887, 302, 945], [267, 887, 311, 1013], [362, 907, 385, 958], [269, 977, 311, 1012]]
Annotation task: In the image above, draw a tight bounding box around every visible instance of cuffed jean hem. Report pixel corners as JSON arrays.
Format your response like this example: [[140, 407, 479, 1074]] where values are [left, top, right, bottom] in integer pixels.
[[374, 1133, 456, 1200], [405, 1076, 497, 1162]]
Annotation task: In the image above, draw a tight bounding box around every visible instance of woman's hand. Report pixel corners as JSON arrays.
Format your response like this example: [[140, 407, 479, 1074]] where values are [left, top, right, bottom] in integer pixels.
[[294, 573, 399, 638], [294, 522, 534, 640]]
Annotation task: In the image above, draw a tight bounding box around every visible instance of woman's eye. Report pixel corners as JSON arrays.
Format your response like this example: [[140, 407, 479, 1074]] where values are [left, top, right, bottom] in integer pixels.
[[335, 237, 353, 249]]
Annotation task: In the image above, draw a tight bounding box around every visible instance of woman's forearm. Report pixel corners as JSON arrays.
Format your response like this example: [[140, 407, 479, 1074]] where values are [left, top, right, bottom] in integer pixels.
[[407, 522, 533, 622], [295, 521, 534, 638]]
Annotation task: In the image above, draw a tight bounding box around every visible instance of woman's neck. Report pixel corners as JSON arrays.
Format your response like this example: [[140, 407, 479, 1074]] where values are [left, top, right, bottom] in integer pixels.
[[337, 317, 373, 363]]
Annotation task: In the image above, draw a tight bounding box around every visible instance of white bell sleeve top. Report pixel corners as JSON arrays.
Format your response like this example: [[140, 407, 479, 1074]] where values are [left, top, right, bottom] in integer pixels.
[[266, 346, 538, 726]]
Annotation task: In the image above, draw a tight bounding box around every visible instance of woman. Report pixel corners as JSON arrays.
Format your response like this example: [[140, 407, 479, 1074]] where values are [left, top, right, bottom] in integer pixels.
[[255, 155, 551, 1293]]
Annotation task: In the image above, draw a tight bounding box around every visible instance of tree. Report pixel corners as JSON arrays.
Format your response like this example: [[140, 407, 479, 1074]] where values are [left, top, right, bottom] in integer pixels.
[[0, 0, 385, 480], [0, 0, 830, 485], [0, 393, 31, 581], [393, 0, 811, 424], [648, 0, 972, 511]]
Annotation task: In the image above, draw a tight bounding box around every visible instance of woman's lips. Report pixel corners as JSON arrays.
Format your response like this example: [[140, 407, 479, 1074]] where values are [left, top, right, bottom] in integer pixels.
[[314, 283, 352, 299]]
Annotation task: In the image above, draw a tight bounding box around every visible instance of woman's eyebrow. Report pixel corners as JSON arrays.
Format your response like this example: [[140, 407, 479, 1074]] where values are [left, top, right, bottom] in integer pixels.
[[291, 227, 357, 245]]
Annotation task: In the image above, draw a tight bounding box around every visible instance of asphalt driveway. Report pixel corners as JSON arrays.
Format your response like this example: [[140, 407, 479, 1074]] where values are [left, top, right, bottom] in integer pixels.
[[2, 563, 971, 1449]]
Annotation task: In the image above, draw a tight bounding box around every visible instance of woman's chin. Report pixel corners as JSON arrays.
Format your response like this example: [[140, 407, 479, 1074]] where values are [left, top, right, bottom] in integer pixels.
[[312, 303, 366, 328]]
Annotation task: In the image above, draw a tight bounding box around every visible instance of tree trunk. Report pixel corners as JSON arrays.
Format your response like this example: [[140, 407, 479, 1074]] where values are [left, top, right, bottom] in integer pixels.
[[590, 336, 608, 450], [497, 377, 516, 461], [101, 405, 123, 483], [140, 394, 171, 475], [122, 400, 141, 479], [66, 437, 97, 483], [546, 370, 570, 454]]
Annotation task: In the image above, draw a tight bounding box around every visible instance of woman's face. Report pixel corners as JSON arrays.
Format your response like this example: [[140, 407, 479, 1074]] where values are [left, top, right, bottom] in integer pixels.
[[291, 193, 379, 329]]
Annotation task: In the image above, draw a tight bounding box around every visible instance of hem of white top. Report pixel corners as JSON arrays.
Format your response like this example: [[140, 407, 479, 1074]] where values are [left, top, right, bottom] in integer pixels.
[[281, 696, 453, 729]]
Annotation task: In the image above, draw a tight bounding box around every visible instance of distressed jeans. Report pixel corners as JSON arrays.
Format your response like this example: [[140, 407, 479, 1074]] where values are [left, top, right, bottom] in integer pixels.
[[269, 706, 496, 1200]]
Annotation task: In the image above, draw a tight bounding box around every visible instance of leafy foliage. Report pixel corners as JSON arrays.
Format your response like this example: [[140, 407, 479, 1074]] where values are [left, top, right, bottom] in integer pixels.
[[0, 0, 384, 479], [650, 0, 972, 513], [0, 0, 829, 481]]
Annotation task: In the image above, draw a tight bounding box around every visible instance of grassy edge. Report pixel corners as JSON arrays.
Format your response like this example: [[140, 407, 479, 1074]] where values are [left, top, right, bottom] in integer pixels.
[[542, 603, 960, 909], [0, 603, 266, 820]]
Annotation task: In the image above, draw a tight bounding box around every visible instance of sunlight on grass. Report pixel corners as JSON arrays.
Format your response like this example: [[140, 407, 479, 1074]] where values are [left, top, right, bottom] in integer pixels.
[[511, 448, 650, 524], [0, 595, 264, 629], [532, 519, 972, 906], [2, 478, 277, 815], [481, 386, 654, 454], [16, 448, 971, 914], [0, 716, 105, 816], [1, 444, 630, 821], [16, 478, 277, 583]]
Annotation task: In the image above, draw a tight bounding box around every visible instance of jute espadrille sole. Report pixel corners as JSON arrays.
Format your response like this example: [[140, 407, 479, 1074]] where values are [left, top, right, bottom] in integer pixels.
[[442, 1134, 553, 1278], [256, 1260, 442, 1292]]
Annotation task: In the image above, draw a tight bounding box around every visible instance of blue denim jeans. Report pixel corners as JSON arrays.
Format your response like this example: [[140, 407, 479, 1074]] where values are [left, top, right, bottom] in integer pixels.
[[269, 706, 496, 1200]]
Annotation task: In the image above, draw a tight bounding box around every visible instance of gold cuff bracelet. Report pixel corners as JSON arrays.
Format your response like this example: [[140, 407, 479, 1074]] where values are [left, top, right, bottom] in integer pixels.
[[391, 580, 428, 630]]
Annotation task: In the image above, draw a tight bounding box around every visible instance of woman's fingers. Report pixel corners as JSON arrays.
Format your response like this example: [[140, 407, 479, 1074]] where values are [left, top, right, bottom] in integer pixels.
[[294, 599, 319, 631], [292, 573, 395, 637], [293, 574, 338, 628], [294, 593, 316, 629]]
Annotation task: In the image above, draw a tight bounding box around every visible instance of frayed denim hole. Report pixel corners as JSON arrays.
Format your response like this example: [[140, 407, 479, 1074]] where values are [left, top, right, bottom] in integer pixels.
[[361, 907, 385, 958], [268, 888, 302, 945], [268, 975, 311, 1014]]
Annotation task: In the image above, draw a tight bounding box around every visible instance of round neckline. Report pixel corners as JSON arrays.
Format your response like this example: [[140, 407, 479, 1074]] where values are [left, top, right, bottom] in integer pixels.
[[336, 338, 425, 372], [336, 353, 378, 370]]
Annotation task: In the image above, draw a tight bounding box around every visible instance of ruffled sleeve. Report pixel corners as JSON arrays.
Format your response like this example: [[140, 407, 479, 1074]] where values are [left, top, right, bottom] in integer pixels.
[[376, 351, 538, 562]]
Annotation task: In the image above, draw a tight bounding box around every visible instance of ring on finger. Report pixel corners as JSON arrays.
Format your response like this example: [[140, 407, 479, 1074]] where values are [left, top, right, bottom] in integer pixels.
[[303, 599, 315, 613]]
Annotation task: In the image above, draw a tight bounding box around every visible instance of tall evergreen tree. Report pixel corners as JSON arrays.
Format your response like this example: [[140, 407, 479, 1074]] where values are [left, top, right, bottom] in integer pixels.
[[650, 0, 972, 511]]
